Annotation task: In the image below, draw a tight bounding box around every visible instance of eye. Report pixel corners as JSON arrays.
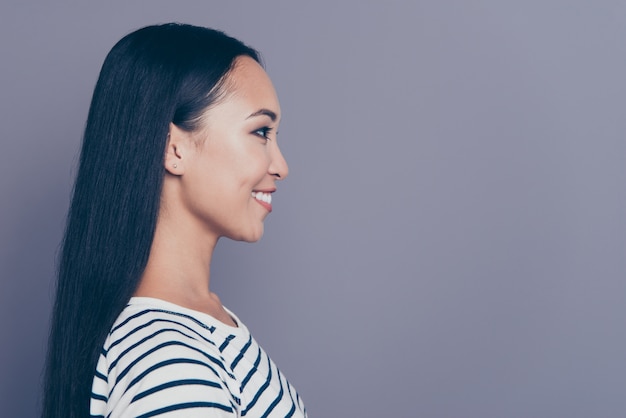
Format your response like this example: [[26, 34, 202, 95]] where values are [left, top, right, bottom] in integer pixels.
[[253, 126, 273, 141]]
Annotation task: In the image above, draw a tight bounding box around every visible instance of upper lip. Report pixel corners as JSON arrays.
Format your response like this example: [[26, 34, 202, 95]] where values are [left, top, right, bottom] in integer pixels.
[[253, 188, 276, 193]]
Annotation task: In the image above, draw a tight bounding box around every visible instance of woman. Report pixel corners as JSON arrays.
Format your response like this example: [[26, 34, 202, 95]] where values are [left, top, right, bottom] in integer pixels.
[[43, 23, 306, 417]]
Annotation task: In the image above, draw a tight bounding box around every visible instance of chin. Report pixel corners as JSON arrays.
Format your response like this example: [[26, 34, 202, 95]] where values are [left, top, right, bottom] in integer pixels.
[[231, 225, 265, 243], [246, 229, 265, 243]]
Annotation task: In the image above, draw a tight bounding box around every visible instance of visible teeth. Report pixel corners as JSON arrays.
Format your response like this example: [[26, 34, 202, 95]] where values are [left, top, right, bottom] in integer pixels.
[[252, 192, 272, 204]]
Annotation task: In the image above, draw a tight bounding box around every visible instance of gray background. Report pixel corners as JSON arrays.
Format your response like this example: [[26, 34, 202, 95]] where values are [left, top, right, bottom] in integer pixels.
[[1, 1, 625, 417]]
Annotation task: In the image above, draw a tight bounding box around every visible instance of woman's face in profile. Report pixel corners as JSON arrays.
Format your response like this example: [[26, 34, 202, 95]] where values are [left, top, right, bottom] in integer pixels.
[[174, 56, 288, 243]]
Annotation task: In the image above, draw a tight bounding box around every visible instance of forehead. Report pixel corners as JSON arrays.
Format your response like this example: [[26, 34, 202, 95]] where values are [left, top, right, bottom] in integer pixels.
[[219, 56, 281, 120]]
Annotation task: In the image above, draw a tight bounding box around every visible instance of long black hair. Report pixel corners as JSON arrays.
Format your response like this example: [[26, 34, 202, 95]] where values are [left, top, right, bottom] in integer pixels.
[[43, 23, 259, 417]]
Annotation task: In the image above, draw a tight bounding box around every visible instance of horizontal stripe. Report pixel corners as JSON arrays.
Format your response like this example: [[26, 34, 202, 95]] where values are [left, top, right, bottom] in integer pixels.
[[125, 357, 223, 394], [90, 392, 107, 402], [136, 401, 233, 418], [94, 370, 107, 383], [131, 378, 222, 403]]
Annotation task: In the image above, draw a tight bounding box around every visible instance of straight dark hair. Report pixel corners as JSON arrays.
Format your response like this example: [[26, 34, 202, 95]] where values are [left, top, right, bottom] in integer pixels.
[[43, 23, 259, 417]]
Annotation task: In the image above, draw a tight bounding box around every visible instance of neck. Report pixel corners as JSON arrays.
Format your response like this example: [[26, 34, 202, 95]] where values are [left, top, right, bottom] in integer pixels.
[[135, 207, 218, 309]]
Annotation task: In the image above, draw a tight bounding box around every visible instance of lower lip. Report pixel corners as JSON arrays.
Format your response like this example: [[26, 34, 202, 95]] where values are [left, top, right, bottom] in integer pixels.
[[254, 198, 273, 213]]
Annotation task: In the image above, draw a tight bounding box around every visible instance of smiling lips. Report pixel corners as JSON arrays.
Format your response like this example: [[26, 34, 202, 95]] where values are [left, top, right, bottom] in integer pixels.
[[252, 191, 273, 212]]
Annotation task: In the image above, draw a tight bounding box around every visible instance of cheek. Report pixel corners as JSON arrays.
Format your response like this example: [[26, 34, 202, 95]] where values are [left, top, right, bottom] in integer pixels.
[[204, 137, 271, 190], [236, 149, 271, 187]]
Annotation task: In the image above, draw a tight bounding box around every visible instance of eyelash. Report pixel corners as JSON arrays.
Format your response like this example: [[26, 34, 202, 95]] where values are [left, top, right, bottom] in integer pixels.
[[253, 126, 273, 141]]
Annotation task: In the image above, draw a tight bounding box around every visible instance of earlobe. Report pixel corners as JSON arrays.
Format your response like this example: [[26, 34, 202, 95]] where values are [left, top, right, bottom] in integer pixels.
[[164, 124, 186, 176]]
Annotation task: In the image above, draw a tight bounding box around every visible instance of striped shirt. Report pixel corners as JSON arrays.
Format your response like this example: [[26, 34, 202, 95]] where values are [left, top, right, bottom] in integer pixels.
[[90, 297, 307, 417]]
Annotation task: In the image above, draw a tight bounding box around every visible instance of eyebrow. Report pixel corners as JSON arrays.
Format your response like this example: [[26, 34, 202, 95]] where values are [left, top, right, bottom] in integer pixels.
[[246, 109, 278, 122]]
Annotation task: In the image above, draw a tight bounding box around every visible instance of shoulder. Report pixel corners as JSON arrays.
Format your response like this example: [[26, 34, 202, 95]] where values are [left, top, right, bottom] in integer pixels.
[[92, 304, 240, 417]]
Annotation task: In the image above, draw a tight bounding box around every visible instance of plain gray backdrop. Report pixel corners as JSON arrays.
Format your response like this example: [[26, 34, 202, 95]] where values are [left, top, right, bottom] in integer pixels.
[[1, 1, 625, 417]]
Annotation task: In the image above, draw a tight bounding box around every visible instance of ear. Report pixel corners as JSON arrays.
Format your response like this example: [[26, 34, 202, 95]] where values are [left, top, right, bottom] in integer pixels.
[[164, 123, 189, 176]]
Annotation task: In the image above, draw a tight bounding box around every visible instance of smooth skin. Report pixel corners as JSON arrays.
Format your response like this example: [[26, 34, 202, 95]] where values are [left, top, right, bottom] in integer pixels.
[[134, 56, 288, 326]]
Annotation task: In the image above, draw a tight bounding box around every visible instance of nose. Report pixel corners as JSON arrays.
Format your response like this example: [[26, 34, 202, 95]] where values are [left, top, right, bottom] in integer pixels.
[[269, 142, 289, 180]]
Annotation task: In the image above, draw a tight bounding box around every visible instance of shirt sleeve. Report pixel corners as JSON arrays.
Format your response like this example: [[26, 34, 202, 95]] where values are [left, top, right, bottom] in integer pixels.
[[105, 328, 239, 418]]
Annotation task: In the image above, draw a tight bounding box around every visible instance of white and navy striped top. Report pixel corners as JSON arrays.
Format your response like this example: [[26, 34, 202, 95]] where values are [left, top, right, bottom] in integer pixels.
[[90, 297, 307, 417]]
